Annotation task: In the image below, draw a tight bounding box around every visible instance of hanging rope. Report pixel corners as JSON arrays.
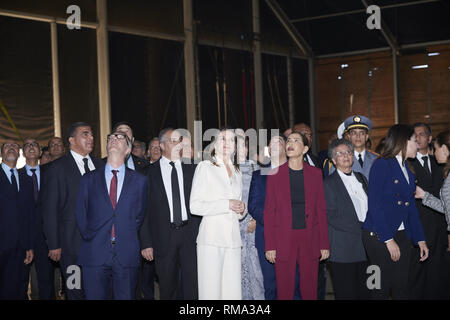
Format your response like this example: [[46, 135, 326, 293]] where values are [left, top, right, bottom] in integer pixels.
[[0, 99, 23, 144], [266, 58, 280, 128]]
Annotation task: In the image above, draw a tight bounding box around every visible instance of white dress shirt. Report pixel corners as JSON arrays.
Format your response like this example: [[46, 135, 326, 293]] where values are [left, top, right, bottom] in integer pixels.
[[305, 154, 314, 166], [1, 162, 19, 191], [126, 155, 135, 170], [190, 157, 243, 248], [416, 151, 432, 174], [337, 169, 368, 222], [354, 149, 366, 163], [105, 162, 125, 200], [70, 150, 95, 175], [160, 156, 188, 222]]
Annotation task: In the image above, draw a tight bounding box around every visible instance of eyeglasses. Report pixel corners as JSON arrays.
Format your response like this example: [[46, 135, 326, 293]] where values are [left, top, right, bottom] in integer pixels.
[[107, 133, 127, 141], [24, 142, 39, 148], [335, 150, 353, 157]]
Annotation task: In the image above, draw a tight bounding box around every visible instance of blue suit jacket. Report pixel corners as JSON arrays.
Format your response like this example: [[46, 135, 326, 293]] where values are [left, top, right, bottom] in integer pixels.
[[362, 157, 426, 244], [75, 166, 148, 267], [0, 167, 34, 252], [248, 168, 268, 254]]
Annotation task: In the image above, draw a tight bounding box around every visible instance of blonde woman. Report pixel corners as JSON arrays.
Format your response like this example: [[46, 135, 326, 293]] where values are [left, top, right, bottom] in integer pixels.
[[190, 128, 246, 300]]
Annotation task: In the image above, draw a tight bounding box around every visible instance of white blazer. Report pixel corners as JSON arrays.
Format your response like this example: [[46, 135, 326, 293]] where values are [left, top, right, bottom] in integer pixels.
[[190, 158, 244, 248]]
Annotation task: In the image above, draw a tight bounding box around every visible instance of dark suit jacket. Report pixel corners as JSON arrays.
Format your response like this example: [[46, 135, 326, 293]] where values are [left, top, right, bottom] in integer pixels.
[[41, 153, 104, 255], [102, 154, 150, 176], [139, 159, 200, 258], [264, 162, 329, 262], [75, 167, 148, 267], [408, 156, 447, 248], [0, 167, 34, 252], [363, 158, 426, 244], [305, 151, 320, 168], [324, 170, 368, 263], [248, 168, 268, 255]]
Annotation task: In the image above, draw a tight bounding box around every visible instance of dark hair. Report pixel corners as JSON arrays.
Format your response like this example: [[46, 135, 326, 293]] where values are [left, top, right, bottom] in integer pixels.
[[112, 121, 133, 134], [48, 136, 64, 148], [133, 140, 146, 152], [40, 146, 49, 158], [288, 131, 309, 147], [158, 127, 174, 143], [210, 127, 240, 172], [381, 124, 414, 163], [435, 130, 450, 179], [66, 122, 91, 144], [328, 138, 354, 160], [413, 122, 431, 137]]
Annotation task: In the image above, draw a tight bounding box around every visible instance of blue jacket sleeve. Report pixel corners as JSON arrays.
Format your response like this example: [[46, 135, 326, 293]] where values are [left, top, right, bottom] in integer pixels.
[[248, 171, 265, 226]]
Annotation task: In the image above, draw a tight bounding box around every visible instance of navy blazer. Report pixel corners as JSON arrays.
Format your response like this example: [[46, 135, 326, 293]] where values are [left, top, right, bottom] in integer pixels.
[[362, 157, 426, 244], [75, 167, 148, 267], [0, 167, 34, 252], [248, 168, 268, 254], [324, 170, 368, 263]]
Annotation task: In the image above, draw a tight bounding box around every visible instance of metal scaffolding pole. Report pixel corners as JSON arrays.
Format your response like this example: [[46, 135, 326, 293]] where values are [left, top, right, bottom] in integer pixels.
[[50, 22, 61, 138], [287, 55, 295, 128], [96, 0, 111, 157], [393, 49, 400, 124], [183, 0, 196, 136], [253, 0, 264, 130], [308, 57, 317, 154]]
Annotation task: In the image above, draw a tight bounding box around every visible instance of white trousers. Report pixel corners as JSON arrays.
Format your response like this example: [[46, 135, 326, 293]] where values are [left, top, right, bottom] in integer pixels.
[[197, 245, 242, 300]]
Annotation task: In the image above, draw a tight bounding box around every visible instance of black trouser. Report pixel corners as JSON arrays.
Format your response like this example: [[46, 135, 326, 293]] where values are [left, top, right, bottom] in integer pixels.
[[329, 261, 370, 300], [136, 258, 156, 300], [60, 254, 85, 300], [362, 229, 411, 300], [317, 260, 327, 299], [31, 235, 56, 300], [0, 247, 29, 300], [154, 227, 198, 300], [408, 215, 448, 299]]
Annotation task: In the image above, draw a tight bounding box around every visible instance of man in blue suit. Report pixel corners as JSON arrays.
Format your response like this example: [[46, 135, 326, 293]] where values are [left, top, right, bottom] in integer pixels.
[[0, 140, 34, 299], [248, 135, 301, 300], [75, 130, 148, 300]]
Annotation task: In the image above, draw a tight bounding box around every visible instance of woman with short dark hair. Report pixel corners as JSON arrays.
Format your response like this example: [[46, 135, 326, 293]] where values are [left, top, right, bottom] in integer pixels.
[[362, 124, 429, 299], [264, 131, 329, 300]]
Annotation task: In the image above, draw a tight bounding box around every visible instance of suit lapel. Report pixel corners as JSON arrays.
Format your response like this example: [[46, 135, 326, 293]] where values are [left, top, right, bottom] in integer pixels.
[[99, 168, 113, 210], [0, 167, 15, 195], [67, 153, 83, 178], [116, 168, 132, 209], [153, 160, 171, 213]]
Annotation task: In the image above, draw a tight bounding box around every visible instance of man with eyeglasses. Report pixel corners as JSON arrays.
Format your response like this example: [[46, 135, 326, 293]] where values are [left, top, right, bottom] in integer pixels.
[[42, 122, 103, 300], [323, 138, 370, 299], [75, 131, 148, 299], [19, 139, 55, 300], [48, 137, 66, 161], [0, 140, 35, 299]]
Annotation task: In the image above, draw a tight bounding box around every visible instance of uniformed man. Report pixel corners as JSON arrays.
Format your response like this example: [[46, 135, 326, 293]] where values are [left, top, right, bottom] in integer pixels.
[[329, 115, 377, 180]]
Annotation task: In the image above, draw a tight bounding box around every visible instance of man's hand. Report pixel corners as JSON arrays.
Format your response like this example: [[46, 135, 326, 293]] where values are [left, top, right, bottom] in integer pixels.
[[141, 248, 154, 261], [246, 219, 256, 233], [265, 250, 276, 264], [24, 250, 34, 265], [48, 248, 61, 262], [320, 249, 330, 261]]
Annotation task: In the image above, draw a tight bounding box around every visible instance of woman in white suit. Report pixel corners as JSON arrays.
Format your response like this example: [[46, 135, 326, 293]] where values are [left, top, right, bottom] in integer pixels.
[[190, 128, 246, 300]]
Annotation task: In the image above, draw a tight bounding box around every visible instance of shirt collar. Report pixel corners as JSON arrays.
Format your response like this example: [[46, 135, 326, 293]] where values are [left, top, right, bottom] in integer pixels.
[[161, 155, 180, 166], [416, 151, 429, 160], [70, 150, 91, 163], [337, 168, 353, 179], [25, 164, 39, 172], [395, 154, 405, 167], [354, 149, 366, 159], [1, 162, 15, 172], [105, 162, 125, 174]]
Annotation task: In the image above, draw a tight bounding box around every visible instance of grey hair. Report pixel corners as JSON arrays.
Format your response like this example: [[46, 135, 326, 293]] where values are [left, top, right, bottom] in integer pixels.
[[328, 138, 354, 159], [158, 127, 174, 143]]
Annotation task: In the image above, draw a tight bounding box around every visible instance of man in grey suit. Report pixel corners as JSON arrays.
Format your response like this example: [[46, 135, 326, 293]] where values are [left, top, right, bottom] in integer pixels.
[[324, 139, 370, 300]]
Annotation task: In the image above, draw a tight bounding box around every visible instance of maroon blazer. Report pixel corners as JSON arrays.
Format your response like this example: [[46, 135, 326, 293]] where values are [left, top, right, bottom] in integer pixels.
[[263, 162, 329, 262]]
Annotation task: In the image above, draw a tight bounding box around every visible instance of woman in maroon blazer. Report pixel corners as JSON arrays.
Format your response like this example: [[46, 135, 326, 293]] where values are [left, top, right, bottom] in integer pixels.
[[264, 131, 329, 300]]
